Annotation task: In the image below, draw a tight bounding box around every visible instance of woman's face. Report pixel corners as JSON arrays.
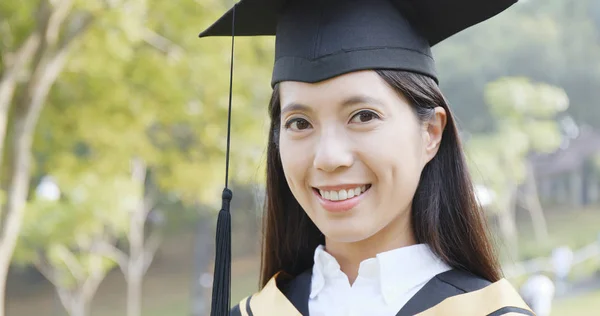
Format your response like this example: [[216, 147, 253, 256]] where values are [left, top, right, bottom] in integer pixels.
[[278, 70, 445, 245]]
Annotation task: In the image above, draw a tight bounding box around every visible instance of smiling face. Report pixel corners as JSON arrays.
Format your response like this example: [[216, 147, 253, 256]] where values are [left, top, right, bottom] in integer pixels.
[[278, 70, 444, 247]]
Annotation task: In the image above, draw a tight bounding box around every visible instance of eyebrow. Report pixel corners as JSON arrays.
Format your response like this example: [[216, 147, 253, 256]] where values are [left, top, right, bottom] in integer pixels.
[[281, 95, 384, 116]]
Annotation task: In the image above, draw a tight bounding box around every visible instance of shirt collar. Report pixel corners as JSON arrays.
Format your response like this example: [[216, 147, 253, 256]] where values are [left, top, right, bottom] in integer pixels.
[[310, 245, 337, 299], [310, 244, 452, 305]]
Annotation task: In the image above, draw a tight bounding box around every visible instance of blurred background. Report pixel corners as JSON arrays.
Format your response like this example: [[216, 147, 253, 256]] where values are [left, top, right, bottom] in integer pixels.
[[0, 0, 599, 315]]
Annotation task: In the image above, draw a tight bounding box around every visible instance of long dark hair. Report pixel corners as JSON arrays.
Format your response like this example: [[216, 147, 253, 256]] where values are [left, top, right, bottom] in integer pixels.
[[259, 70, 501, 287]]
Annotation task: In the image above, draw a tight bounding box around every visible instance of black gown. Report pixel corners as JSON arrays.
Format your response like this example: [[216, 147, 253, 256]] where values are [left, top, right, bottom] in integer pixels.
[[230, 269, 534, 316]]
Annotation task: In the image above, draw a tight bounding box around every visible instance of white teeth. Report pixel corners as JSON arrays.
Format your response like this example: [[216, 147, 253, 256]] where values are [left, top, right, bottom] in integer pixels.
[[330, 191, 339, 201], [319, 185, 369, 201]]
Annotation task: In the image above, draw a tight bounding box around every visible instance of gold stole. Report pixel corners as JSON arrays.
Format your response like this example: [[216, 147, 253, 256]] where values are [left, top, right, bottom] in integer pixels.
[[237, 272, 535, 316]]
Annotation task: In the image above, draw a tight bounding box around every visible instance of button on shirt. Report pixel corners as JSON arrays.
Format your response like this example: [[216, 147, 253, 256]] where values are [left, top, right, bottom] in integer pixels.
[[308, 244, 452, 316]]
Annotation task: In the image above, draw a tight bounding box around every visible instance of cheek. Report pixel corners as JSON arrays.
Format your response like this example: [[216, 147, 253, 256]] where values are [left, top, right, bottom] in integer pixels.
[[361, 123, 423, 165], [279, 138, 310, 191], [361, 124, 424, 193]]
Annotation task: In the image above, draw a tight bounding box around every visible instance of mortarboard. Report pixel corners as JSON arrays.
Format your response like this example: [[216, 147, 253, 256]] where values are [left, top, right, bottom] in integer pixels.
[[198, 0, 518, 315], [200, 0, 518, 86]]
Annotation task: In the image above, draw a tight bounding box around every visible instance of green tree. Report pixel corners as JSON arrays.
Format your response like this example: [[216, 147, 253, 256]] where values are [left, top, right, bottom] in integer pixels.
[[0, 1, 119, 314], [466, 77, 568, 259], [434, 0, 600, 132], [16, 172, 135, 316], [24, 0, 274, 315]]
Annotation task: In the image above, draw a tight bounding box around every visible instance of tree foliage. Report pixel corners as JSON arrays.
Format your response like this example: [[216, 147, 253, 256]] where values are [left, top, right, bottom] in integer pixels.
[[7, 0, 274, 314], [15, 172, 135, 316], [434, 0, 600, 132], [467, 77, 568, 212], [466, 77, 568, 258], [35, 0, 273, 207]]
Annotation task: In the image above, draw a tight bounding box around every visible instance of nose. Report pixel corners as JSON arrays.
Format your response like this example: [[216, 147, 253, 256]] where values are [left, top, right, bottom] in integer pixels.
[[313, 128, 354, 172]]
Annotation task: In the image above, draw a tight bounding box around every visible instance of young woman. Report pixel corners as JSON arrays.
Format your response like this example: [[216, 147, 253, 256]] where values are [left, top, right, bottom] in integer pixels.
[[200, 0, 533, 315]]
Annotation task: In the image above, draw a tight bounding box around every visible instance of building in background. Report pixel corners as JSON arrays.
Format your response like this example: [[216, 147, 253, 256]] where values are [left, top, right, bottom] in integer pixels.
[[532, 126, 600, 207]]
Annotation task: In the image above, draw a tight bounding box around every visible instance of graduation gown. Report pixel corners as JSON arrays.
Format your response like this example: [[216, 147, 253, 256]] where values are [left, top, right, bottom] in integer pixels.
[[230, 269, 534, 316]]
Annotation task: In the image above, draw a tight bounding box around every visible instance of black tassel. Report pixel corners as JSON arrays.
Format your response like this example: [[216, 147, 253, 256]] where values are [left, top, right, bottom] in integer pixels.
[[211, 188, 232, 316], [211, 3, 236, 316]]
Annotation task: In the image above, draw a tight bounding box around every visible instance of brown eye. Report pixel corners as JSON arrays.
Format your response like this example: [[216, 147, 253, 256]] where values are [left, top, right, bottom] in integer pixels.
[[285, 118, 312, 131], [350, 110, 380, 123]]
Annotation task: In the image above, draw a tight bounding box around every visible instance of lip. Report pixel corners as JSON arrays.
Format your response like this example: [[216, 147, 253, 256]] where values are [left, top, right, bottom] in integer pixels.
[[314, 183, 369, 191], [312, 185, 371, 213]]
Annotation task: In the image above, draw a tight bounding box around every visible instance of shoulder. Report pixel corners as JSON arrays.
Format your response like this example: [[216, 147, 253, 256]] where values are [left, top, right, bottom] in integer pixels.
[[418, 270, 534, 316], [230, 303, 243, 316], [434, 269, 493, 293], [230, 294, 255, 316], [229, 270, 310, 316], [230, 294, 259, 316]]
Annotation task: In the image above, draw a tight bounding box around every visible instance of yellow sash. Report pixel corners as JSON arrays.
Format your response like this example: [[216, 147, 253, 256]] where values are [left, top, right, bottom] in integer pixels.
[[237, 272, 534, 316]]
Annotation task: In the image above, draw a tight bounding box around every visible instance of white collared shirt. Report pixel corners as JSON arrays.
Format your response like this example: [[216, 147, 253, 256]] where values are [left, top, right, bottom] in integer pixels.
[[308, 244, 452, 316]]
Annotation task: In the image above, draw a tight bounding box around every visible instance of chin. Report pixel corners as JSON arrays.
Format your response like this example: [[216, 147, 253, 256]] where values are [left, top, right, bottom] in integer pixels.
[[319, 221, 378, 244]]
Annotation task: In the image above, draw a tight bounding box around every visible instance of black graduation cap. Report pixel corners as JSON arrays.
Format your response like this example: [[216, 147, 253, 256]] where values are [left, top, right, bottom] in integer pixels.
[[200, 0, 518, 86], [198, 0, 518, 315]]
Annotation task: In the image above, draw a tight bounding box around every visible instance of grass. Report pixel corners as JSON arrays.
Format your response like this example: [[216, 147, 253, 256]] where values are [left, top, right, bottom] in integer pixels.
[[552, 289, 600, 316], [142, 300, 188, 316], [5, 228, 257, 316], [499, 206, 600, 288], [139, 268, 259, 316], [514, 207, 600, 261]]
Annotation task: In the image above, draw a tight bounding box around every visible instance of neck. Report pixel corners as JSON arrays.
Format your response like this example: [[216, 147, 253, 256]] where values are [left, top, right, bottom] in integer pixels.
[[324, 211, 416, 284]]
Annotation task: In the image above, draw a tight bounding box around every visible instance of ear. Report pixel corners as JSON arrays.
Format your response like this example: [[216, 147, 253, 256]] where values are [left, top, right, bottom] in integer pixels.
[[422, 107, 447, 163]]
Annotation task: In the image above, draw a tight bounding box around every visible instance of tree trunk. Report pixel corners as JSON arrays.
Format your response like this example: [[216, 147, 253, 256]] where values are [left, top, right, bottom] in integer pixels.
[[524, 161, 549, 243], [0, 3, 94, 314], [0, 34, 41, 172], [126, 222, 144, 316], [118, 158, 161, 316], [127, 268, 143, 316], [127, 158, 147, 316], [569, 169, 583, 208], [499, 210, 518, 259], [0, 44, 70, 315], [57, 289, 88, 316], [0, 109, 42, 316], [69, 293, 88, 316], [126, 219, 144, 316], [498, 187, 519, 259], [48, 254, 106, 316]]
